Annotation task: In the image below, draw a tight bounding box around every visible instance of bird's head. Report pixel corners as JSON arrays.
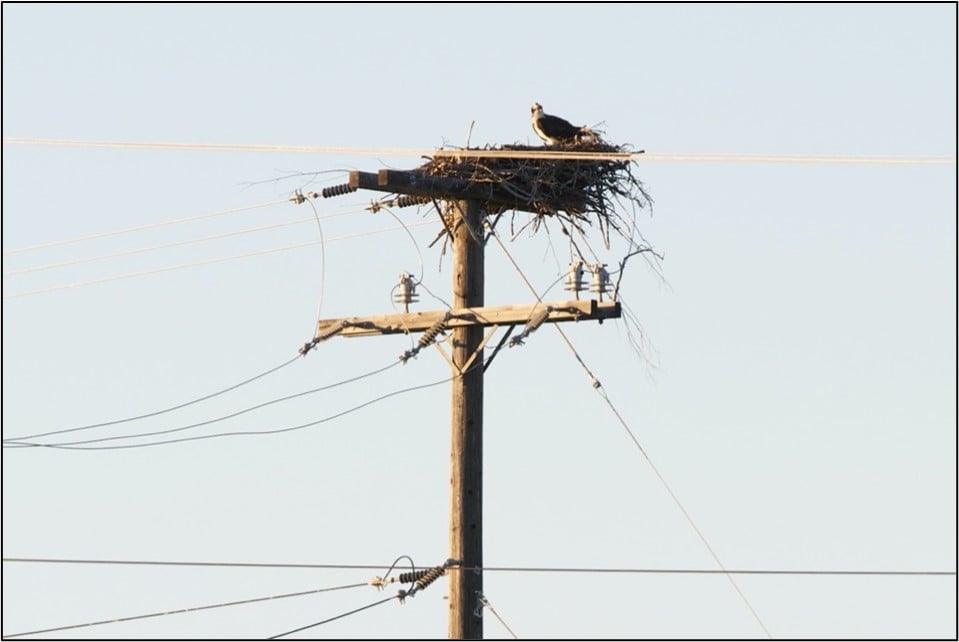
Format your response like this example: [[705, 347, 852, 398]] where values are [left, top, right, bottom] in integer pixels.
[[531, 102, 543, 117]]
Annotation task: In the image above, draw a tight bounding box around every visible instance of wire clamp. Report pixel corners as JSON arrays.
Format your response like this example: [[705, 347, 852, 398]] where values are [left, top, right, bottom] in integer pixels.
[[473, 591, 486, 618], [299, 320, 350, 355]]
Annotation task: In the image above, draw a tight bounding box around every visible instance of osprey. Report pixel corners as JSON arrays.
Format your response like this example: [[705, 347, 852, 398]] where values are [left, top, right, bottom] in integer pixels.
[[530, 102, 597, 145]]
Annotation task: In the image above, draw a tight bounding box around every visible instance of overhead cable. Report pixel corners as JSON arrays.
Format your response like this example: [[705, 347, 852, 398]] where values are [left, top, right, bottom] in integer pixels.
[[5, 361, 400, 449], [2, 582, 367, 639], [268, 595, 400, 639], [3, 205, 367, 278], [4, 558, 954, 576], [3, 198, 292, 255], [2, 354, 301, 444], [5, 371, 459, 450], [487, 227, 772, 638], [4, 138, 954, 164], [4, 220, 434, 299]]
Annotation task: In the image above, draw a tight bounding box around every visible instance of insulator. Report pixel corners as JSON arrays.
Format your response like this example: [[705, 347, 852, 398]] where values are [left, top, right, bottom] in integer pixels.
[[318, 319, 349, 341], [395, 195, 431, 208], [418, 316, 449, 349], [321, 182, 357, 198], [398, 568, 431, 585], [564, 261, 585, 293], [414, 566, 446, 591], [526, 306, 552, 333], [589, 263, 610, 294], [392, 272, 419, 307]]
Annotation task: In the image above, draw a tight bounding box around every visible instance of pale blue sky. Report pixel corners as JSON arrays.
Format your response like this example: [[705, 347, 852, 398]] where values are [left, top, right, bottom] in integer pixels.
[[2, 4, 956, 639]]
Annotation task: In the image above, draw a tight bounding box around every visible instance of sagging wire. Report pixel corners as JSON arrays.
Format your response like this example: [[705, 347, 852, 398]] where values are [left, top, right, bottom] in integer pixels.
[[291, 186, 360, 355], [6, 367, 452, 450], [371, 198, 452, 355], [2, 354, 302, 445], [300, 193, 327, 331], [373, 199, 452, 310], [6, 360, 401, 449]]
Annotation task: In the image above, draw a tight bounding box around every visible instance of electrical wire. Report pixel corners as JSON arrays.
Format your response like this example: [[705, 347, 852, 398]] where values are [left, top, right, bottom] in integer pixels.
[[487, 227, 773, 638], [304, 197, 327, 326], [4, 361, 400, 449], [2, 198, 292, 255], [378, 204, 424, 286], [4, 558, 954, 576], [2, 354, 301, 444], [2, 582, 368, 639], [5, 371, 459, 450], [268, 594, 400, 639], [4, 138, 955, 164], [3, 205, 367, 277], [4, 220, 434, 299], [380, 555, 417, 583], [593, 381, 774, 639], [478, 594, 519, 639]]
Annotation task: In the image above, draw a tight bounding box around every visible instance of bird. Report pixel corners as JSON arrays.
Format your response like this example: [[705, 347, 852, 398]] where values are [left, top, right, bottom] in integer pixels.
[[530, 102, 598, 145]]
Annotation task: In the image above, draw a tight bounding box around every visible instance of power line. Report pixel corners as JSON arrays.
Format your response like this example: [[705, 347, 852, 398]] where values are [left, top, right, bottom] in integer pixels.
[[4, 558, 954, 576], [2, 137, 437, 157], [304, 195, 328, 328], [2, 198, 292, 255], [573, 339, 775, 638], [5, 371, 459, 450], [3, 354, 301, 444], [2, 582, 368, 639], [636, 152, 956, 165], [3, 205, 367, 277], [5, 361, 400, 448], [486, 228, 772, 638], [4, 220, 435, 300], [482, 566, 957, 577], [268, 594, 400, 639], [4, 137, 954, 164]]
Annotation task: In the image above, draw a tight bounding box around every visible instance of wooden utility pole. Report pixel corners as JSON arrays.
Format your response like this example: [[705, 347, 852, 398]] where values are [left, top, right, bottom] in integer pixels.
[[448, 200, 484, 639], [307, 169, 622, 639]]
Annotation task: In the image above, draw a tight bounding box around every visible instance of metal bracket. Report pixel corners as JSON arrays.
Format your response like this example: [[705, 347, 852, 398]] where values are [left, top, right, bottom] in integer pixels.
[[473, 591, 485, 618]]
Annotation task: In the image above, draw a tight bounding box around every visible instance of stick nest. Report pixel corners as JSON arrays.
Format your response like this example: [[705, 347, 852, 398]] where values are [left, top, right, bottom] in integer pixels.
[[418, 141, 652, 247]]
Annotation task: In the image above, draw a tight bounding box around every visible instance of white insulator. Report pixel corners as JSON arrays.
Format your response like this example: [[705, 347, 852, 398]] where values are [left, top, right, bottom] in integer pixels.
[[563, 261, 585, 293], [393, 272, 419, 306], [589, 264, 610, 295]]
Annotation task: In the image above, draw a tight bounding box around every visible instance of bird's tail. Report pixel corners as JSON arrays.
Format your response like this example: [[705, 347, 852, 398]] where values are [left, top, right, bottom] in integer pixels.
[[577, 127, 601, 141]]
